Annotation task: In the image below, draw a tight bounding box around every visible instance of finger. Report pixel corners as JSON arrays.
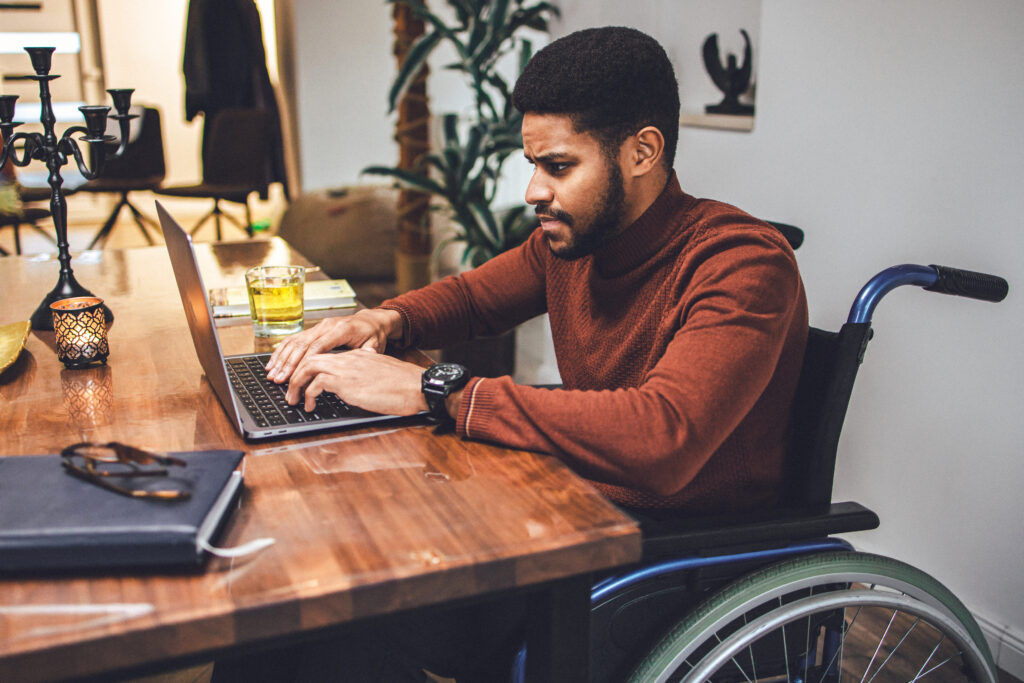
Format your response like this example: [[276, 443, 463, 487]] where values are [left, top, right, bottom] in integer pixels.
[[267, 330, 313, 376], [269, 337, 310, 383], [266, 336, 294, 373], [271, 329, 331, 383], [285, 354, 336, 405], [302, 376, 325, 412], [284, 359, 315, 405]]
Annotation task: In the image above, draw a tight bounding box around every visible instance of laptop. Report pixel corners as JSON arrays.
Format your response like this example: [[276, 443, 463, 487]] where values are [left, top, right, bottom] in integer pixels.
[[157, 201, 403, 440]]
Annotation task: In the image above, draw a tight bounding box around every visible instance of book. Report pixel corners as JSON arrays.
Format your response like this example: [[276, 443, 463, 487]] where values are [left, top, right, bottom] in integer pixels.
[[0, 450, 245, 572], [208, 278, 357, 318]]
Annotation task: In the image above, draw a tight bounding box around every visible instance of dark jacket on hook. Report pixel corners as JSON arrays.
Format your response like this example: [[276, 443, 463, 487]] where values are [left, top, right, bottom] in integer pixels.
[[182, 0, 289, 198]]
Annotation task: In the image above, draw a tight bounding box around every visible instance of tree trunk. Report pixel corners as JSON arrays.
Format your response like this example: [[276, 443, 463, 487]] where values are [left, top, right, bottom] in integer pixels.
[[392, 2, 432, 293]]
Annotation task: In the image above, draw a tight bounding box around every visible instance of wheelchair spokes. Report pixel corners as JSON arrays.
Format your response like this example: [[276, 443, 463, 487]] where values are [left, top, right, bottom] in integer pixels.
[[698, 598, 976, 683], [629, 553, 995, 683]]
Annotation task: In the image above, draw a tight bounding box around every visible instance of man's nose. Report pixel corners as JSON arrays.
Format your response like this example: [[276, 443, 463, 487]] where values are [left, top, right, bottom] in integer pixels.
[[524, 172, 553, 206]]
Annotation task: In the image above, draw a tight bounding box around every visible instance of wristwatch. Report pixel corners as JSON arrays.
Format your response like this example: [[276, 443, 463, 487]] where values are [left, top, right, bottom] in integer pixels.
[[421, 362, 470, 422]]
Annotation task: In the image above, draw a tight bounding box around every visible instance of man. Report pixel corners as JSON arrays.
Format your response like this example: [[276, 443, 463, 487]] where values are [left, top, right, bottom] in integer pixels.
[[248, 25, 807, 681], [267, 26, 807, 517]]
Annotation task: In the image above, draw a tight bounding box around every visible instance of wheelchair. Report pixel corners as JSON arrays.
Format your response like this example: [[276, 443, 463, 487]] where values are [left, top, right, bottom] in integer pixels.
[[514, 248, 1009, 682]]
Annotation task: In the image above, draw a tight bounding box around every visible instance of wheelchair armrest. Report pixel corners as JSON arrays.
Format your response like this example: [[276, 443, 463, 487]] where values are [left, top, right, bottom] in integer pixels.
[[639, 501, 879, 559]]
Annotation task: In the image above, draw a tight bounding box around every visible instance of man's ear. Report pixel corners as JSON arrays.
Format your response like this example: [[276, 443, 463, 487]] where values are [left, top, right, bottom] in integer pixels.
[[630, 126, 665, 177]]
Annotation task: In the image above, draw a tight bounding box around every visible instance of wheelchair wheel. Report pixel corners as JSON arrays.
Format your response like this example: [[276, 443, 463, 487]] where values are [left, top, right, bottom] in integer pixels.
[[629, 551, 996, 683]]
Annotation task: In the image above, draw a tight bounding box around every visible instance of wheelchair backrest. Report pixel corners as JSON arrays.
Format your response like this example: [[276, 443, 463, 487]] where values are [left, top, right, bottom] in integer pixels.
[[783, 322, 874, 508]]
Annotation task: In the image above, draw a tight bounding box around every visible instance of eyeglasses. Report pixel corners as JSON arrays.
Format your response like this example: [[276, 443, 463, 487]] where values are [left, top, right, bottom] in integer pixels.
[[60, 442, 192, 500]]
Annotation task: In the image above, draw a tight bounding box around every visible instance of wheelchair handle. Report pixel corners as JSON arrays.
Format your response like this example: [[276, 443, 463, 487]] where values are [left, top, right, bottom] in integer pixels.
[[849, 264, 1008, 324]]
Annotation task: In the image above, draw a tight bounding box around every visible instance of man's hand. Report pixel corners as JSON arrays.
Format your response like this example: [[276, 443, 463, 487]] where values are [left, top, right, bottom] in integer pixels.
[[285, 348, 428, 416], [266, 308, 402, 383]]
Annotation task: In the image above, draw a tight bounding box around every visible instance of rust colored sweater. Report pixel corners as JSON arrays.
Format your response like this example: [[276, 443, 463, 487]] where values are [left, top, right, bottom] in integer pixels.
[[381, 175, 808, 513]]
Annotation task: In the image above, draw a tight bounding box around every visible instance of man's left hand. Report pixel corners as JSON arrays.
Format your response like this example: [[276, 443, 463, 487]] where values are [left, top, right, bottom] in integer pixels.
[[284, 348, 428, 416]]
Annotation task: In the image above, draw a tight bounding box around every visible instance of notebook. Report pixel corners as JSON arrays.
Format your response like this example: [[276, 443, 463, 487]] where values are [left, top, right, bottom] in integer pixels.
[[0, 450, 244, 572], [157, 201, 403, 440]]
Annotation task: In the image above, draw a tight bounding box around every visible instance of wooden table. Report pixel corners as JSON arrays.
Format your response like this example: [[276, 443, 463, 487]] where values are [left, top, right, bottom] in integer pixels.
[[0, 240, 641, 682]]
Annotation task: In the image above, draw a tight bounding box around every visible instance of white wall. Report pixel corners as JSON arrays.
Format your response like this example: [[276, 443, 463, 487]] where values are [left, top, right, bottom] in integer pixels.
[[295, 1, 1024, 673], [291, 0, 395, 188]]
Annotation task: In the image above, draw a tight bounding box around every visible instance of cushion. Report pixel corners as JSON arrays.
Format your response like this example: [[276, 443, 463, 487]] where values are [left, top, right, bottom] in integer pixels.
[[277, 185, 398, 281]]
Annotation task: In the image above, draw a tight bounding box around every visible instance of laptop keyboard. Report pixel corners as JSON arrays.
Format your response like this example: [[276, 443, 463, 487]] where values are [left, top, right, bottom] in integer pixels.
[[225, 354, 351, 428]]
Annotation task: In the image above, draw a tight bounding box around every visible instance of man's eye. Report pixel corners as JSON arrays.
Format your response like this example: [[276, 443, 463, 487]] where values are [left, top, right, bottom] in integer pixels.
[[549, 162, 570, 174]]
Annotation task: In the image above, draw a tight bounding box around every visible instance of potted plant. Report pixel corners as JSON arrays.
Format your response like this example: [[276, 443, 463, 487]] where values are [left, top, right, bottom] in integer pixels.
[[365, 0, 558, 376], [364, 0, 558, 269]]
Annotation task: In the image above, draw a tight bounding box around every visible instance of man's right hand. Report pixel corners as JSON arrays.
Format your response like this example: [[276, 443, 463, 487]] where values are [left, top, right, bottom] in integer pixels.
[[265, 308, 402, 384]]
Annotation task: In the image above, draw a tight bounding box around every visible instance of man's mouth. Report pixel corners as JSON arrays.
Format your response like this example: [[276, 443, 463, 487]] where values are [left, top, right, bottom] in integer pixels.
[[536, 207, 572, 230]]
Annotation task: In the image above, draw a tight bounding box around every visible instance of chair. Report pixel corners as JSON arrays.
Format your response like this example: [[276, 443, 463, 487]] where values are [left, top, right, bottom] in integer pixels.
[[0, 205, 53, 256], [0, 170, 58, 256], [154, 108, 270, 240], [512, 259, 1008, 682], [78, 106, 166, 249]]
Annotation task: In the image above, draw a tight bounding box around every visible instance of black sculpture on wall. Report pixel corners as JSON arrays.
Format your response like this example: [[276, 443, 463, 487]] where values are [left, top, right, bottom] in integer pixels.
[[702, 28, 756, 116]]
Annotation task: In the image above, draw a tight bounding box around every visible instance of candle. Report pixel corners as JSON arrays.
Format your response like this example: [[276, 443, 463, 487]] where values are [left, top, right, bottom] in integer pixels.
[[51, 297, 110, 368]]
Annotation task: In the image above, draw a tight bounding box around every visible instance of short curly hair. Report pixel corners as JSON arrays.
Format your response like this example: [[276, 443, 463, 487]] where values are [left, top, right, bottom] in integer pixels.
[[512, 26, 679, 169]]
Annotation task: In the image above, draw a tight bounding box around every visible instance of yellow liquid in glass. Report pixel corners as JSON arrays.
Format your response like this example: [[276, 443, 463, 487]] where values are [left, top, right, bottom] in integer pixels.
[[248, 283, 303, 330]]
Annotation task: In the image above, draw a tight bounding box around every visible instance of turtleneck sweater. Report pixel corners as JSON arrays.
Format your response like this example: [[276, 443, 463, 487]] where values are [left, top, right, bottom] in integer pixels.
[[380, 174, 807, 512]]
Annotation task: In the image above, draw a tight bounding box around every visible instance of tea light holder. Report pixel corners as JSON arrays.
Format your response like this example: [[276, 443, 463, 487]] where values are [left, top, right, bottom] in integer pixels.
[[51, 297, 109, 368]]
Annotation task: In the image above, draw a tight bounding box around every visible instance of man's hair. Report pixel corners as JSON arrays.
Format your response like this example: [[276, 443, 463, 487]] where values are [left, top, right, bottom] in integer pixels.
[[512, 26, 679, 169]]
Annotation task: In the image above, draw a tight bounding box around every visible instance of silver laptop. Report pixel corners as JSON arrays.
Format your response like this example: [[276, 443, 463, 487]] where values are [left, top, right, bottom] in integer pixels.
[[157, 201, 402, 440]]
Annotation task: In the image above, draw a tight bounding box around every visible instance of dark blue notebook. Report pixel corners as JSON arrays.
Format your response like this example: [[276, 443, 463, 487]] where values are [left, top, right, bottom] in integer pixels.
[[0, 450, 244, 572]]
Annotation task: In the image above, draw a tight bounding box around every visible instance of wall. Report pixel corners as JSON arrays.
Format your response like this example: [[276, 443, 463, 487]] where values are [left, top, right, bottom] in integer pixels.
[[291, 0, 395, 189], [293, 1, 1024, 673]]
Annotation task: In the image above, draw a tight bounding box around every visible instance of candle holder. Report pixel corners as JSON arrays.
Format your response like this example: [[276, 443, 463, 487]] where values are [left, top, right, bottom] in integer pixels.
[[0, 46, 137, 331], [51, 296, 109, 368]]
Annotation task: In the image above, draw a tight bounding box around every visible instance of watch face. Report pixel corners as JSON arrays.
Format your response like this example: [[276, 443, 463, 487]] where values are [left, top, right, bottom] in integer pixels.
[[427, 363, 466, 382]]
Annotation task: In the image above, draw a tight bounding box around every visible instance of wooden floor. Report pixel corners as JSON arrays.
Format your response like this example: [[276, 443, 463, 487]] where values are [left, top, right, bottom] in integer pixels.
[[2, 189, 285, 255], [2, 188, 397, 308], [841, 603, 982, 682]]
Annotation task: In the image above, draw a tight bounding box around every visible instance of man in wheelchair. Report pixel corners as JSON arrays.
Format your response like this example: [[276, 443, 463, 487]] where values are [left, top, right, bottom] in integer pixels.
[[250, 24, 805, 682], [234, 24, 1000, 683]]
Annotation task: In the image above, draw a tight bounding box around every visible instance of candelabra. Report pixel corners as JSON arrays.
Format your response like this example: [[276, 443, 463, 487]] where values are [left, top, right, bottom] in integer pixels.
[[0, 46, 136, 330]]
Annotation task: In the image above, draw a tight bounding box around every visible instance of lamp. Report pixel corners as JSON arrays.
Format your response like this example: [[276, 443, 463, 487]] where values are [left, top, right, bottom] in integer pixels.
[[0, 47, 137, 330], [51, 297, 109, 368]]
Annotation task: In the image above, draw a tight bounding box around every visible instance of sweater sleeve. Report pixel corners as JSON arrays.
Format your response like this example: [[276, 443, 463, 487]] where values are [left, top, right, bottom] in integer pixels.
[[456, 234, 806, 500], [379, 230, 548, 350]]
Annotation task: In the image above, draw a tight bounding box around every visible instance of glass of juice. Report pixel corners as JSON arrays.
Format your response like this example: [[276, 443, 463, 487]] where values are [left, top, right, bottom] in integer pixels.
[[244, 265, 305, 337]]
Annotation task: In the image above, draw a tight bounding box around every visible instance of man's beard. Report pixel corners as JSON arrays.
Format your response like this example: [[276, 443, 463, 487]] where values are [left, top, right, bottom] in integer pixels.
[[538, 162, 626, 261]]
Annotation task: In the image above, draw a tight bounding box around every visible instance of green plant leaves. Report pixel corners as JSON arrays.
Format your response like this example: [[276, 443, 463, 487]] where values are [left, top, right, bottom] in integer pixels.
[[371, 0, 557, 264]]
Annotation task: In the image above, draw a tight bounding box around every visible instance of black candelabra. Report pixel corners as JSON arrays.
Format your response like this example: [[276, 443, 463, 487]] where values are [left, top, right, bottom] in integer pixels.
[[0, 46, 136, 331]]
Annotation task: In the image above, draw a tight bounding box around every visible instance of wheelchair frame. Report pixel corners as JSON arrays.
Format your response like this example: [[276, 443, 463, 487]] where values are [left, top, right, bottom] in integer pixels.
[[514, 260, 1008, 683]]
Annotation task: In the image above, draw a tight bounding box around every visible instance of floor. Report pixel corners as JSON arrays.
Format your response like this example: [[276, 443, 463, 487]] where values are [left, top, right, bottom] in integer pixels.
[[3, 187, 402, 308], [2, 188, 287, 255]]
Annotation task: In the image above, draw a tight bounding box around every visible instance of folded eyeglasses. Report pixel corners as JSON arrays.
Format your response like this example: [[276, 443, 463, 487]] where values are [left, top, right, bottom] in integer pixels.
[[61, 442, 192, 500]]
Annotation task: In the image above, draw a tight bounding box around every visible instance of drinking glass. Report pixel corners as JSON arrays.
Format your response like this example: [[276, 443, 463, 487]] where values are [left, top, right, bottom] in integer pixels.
[[245, 265, 305, 337]]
